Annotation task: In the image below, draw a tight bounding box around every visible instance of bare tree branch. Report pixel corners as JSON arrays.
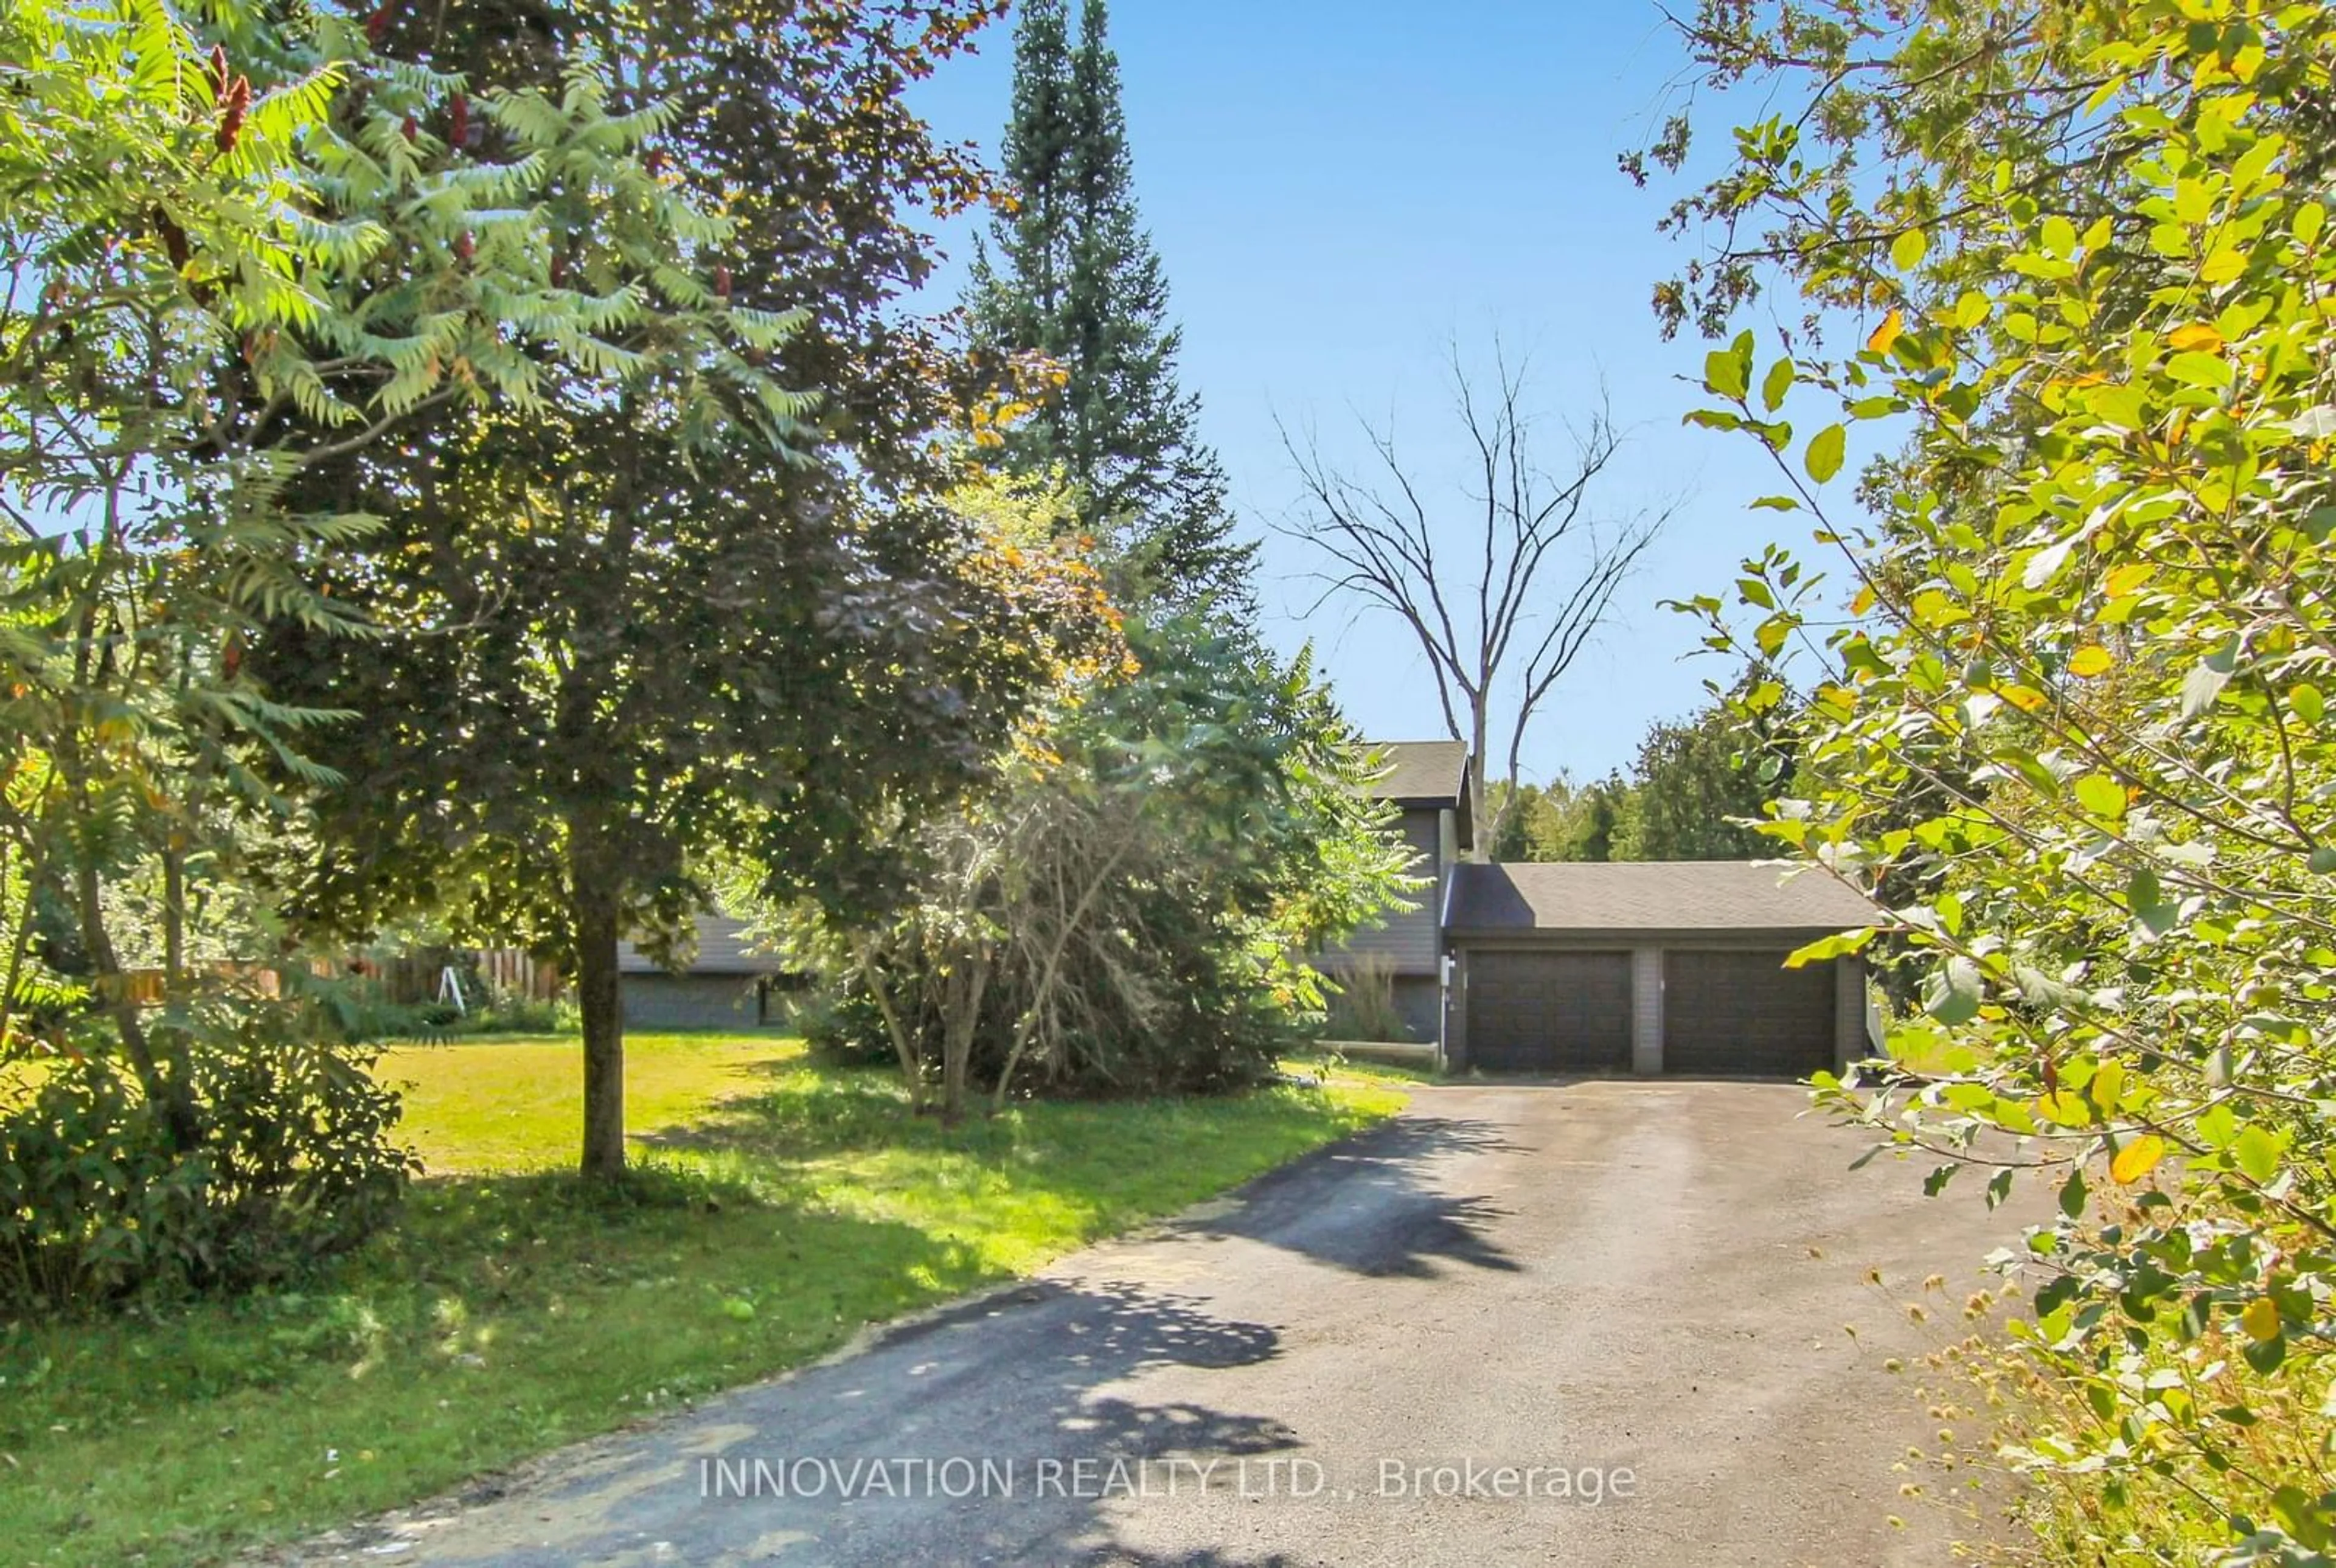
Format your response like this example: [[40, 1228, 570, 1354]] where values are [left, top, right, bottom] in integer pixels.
[[1275, 338, 1672, 852]]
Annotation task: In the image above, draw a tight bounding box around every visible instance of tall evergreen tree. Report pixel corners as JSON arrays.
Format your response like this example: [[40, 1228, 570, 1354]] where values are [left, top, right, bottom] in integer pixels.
[[968, 0, 1251, 612]]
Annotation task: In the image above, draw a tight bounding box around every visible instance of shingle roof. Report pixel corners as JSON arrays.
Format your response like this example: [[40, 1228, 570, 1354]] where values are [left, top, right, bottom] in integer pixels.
[[1371, 740, 1470, 806], [616, 913, 780, 976], [1446, 860, 1880, 935]]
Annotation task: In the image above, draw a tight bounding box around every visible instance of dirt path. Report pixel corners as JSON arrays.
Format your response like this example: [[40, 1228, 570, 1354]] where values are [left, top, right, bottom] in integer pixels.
[[287, 1081, 2046, 1566]]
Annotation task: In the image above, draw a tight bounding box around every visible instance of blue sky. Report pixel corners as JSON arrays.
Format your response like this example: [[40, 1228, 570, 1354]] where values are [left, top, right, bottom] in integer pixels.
[[906, 0, 1826, 785]]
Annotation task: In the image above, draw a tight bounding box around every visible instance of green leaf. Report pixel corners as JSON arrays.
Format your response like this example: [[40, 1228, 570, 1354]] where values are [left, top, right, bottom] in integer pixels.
[[2073, 774, 2126, 820], [2059, 1166, 2088, 1220], [1749, 495, 1801, 513], [2128, 864, 2178, 937], [2270, 1486, 2329, 1551], [2166, 351, 2235, 389], [2233, 1125, 2280, 1184], [1923, 955, 1982, 1025], [1705, 345, 1748, 400], [1804, 423, 1848, 484], [1785, 928, 1876, 967], [1986, 1168, 2015, 1209], [1890, 229, 1928, 270], [1760, 356, 1795, 413]]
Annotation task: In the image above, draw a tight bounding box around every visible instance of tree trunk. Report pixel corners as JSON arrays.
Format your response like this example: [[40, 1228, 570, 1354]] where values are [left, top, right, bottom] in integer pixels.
[[852, 933, 925, 1112], [939, 949, 989, 1125], [571, 862, 627, 1181], [162, 845, 185, 988], [1468, 704, 1492, 862], [75, 859, 200, 1152]]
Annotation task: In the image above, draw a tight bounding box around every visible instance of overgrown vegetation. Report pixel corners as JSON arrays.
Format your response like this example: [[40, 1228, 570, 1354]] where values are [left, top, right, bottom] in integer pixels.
[[0, 1001, 409, 1311], [769, 546, 1420, 1118], [1320, 952, 1412, 1043], [5, 0, 1398, 1325], [248, 0, 1105, 1182], [1650, 1, 2336, 1556], [0, 0, 757, 1291], [774, 4, 1417, 1122]]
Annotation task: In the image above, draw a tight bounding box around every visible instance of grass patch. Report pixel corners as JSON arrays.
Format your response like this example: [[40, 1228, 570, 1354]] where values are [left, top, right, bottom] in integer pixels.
[[1282, 1049, 1441, 1087], [0, 1032, 1405, 1567], [380, 1030, 795, 1174]]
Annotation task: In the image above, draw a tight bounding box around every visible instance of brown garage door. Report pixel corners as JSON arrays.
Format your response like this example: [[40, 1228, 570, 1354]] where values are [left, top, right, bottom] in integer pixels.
[[1465, 949, 1632, 1073], [1663, 950, 1835, 1077]]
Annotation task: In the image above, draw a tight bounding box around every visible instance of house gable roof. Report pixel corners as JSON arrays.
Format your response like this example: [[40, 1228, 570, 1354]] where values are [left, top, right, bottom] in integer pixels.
[[1446, 860, 1879, 937], [1371, 739, 1470, 808]]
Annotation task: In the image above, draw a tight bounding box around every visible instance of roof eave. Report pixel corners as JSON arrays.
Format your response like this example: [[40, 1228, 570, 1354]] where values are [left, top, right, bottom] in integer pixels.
[[1445, 923, 1876, 944]]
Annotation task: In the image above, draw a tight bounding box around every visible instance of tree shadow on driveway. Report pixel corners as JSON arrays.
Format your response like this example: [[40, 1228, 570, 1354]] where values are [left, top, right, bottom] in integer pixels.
[[389, 1277, 1309, 1566], [1166, 1110, 1528, 1280]]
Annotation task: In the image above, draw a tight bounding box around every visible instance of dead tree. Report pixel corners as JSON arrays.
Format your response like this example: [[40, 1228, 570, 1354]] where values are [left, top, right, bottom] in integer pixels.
[[1282, 342, 1669, 852]]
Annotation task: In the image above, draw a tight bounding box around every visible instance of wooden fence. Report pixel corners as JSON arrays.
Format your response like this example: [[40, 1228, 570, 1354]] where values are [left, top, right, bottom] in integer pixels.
[[117, 948, 564, 1009]]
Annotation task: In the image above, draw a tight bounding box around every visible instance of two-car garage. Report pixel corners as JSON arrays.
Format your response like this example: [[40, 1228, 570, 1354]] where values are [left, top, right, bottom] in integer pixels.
[[1442, 862, 1876, 1079]]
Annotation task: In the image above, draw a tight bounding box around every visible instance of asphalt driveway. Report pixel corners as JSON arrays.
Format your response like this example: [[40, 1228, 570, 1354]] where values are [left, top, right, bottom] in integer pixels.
[[293, 1081, 2043, 1566]]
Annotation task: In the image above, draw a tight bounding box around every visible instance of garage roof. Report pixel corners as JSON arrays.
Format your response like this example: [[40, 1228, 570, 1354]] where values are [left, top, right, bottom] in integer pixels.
[[1370, 739, 1470, 807], [1446, 861, 1879, 937]]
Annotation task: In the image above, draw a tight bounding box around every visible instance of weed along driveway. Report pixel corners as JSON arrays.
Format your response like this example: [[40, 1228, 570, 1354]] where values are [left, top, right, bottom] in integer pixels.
[[291, 1083, 2043, 1567]]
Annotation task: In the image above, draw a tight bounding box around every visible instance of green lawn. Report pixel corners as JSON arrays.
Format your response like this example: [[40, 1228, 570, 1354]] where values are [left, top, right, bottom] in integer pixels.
[[0, 1032, 1406, 1568]]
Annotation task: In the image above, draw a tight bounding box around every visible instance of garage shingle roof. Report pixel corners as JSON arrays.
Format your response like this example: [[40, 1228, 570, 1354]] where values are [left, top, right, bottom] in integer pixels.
[[1371, 740, 1470, 806], [1447, 861, 1880, 935]]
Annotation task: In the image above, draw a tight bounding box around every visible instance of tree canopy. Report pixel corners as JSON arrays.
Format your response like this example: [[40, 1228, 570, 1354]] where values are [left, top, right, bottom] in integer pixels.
[[247, 0, 1115, 1179]]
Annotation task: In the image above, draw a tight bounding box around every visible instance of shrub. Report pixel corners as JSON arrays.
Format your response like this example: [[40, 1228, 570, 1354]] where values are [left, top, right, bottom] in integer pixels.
[[453, 994, 574, 1035], [0, 1005, 415, 1313], [1320, 954, 1410, 1043], [796, 986, 894, 1069]]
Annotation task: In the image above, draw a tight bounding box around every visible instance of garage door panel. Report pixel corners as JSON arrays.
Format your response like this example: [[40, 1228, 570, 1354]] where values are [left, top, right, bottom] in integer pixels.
[[1467, 950, 1632, 1074], [1663, 950, 1834, 1077]]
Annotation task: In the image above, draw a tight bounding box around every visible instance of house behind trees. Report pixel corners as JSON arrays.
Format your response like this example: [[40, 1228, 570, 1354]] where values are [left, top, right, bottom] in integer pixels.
[[1314, 740, 1475, 1042]]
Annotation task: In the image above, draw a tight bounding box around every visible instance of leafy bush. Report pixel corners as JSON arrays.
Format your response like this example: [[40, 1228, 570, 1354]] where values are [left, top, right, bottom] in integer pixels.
[[775, 617, 1423, 1117], [796, 987, 895, 1069], [451, 994, 576, 1036], [0, 1007, 415, 1313]]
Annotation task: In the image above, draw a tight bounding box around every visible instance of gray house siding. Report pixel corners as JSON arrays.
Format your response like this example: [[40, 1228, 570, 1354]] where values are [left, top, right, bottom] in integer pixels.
[[1389, 975, 1442, 1042], [617, 913, 793, 1031], [1324, 808, 1443, 976], [616, 914, 773, 977], [620, 973, 766, 1031]]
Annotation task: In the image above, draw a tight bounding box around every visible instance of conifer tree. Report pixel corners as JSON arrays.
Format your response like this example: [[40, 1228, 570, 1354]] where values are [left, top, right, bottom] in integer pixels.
[[968, 0, 1251, 612]]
